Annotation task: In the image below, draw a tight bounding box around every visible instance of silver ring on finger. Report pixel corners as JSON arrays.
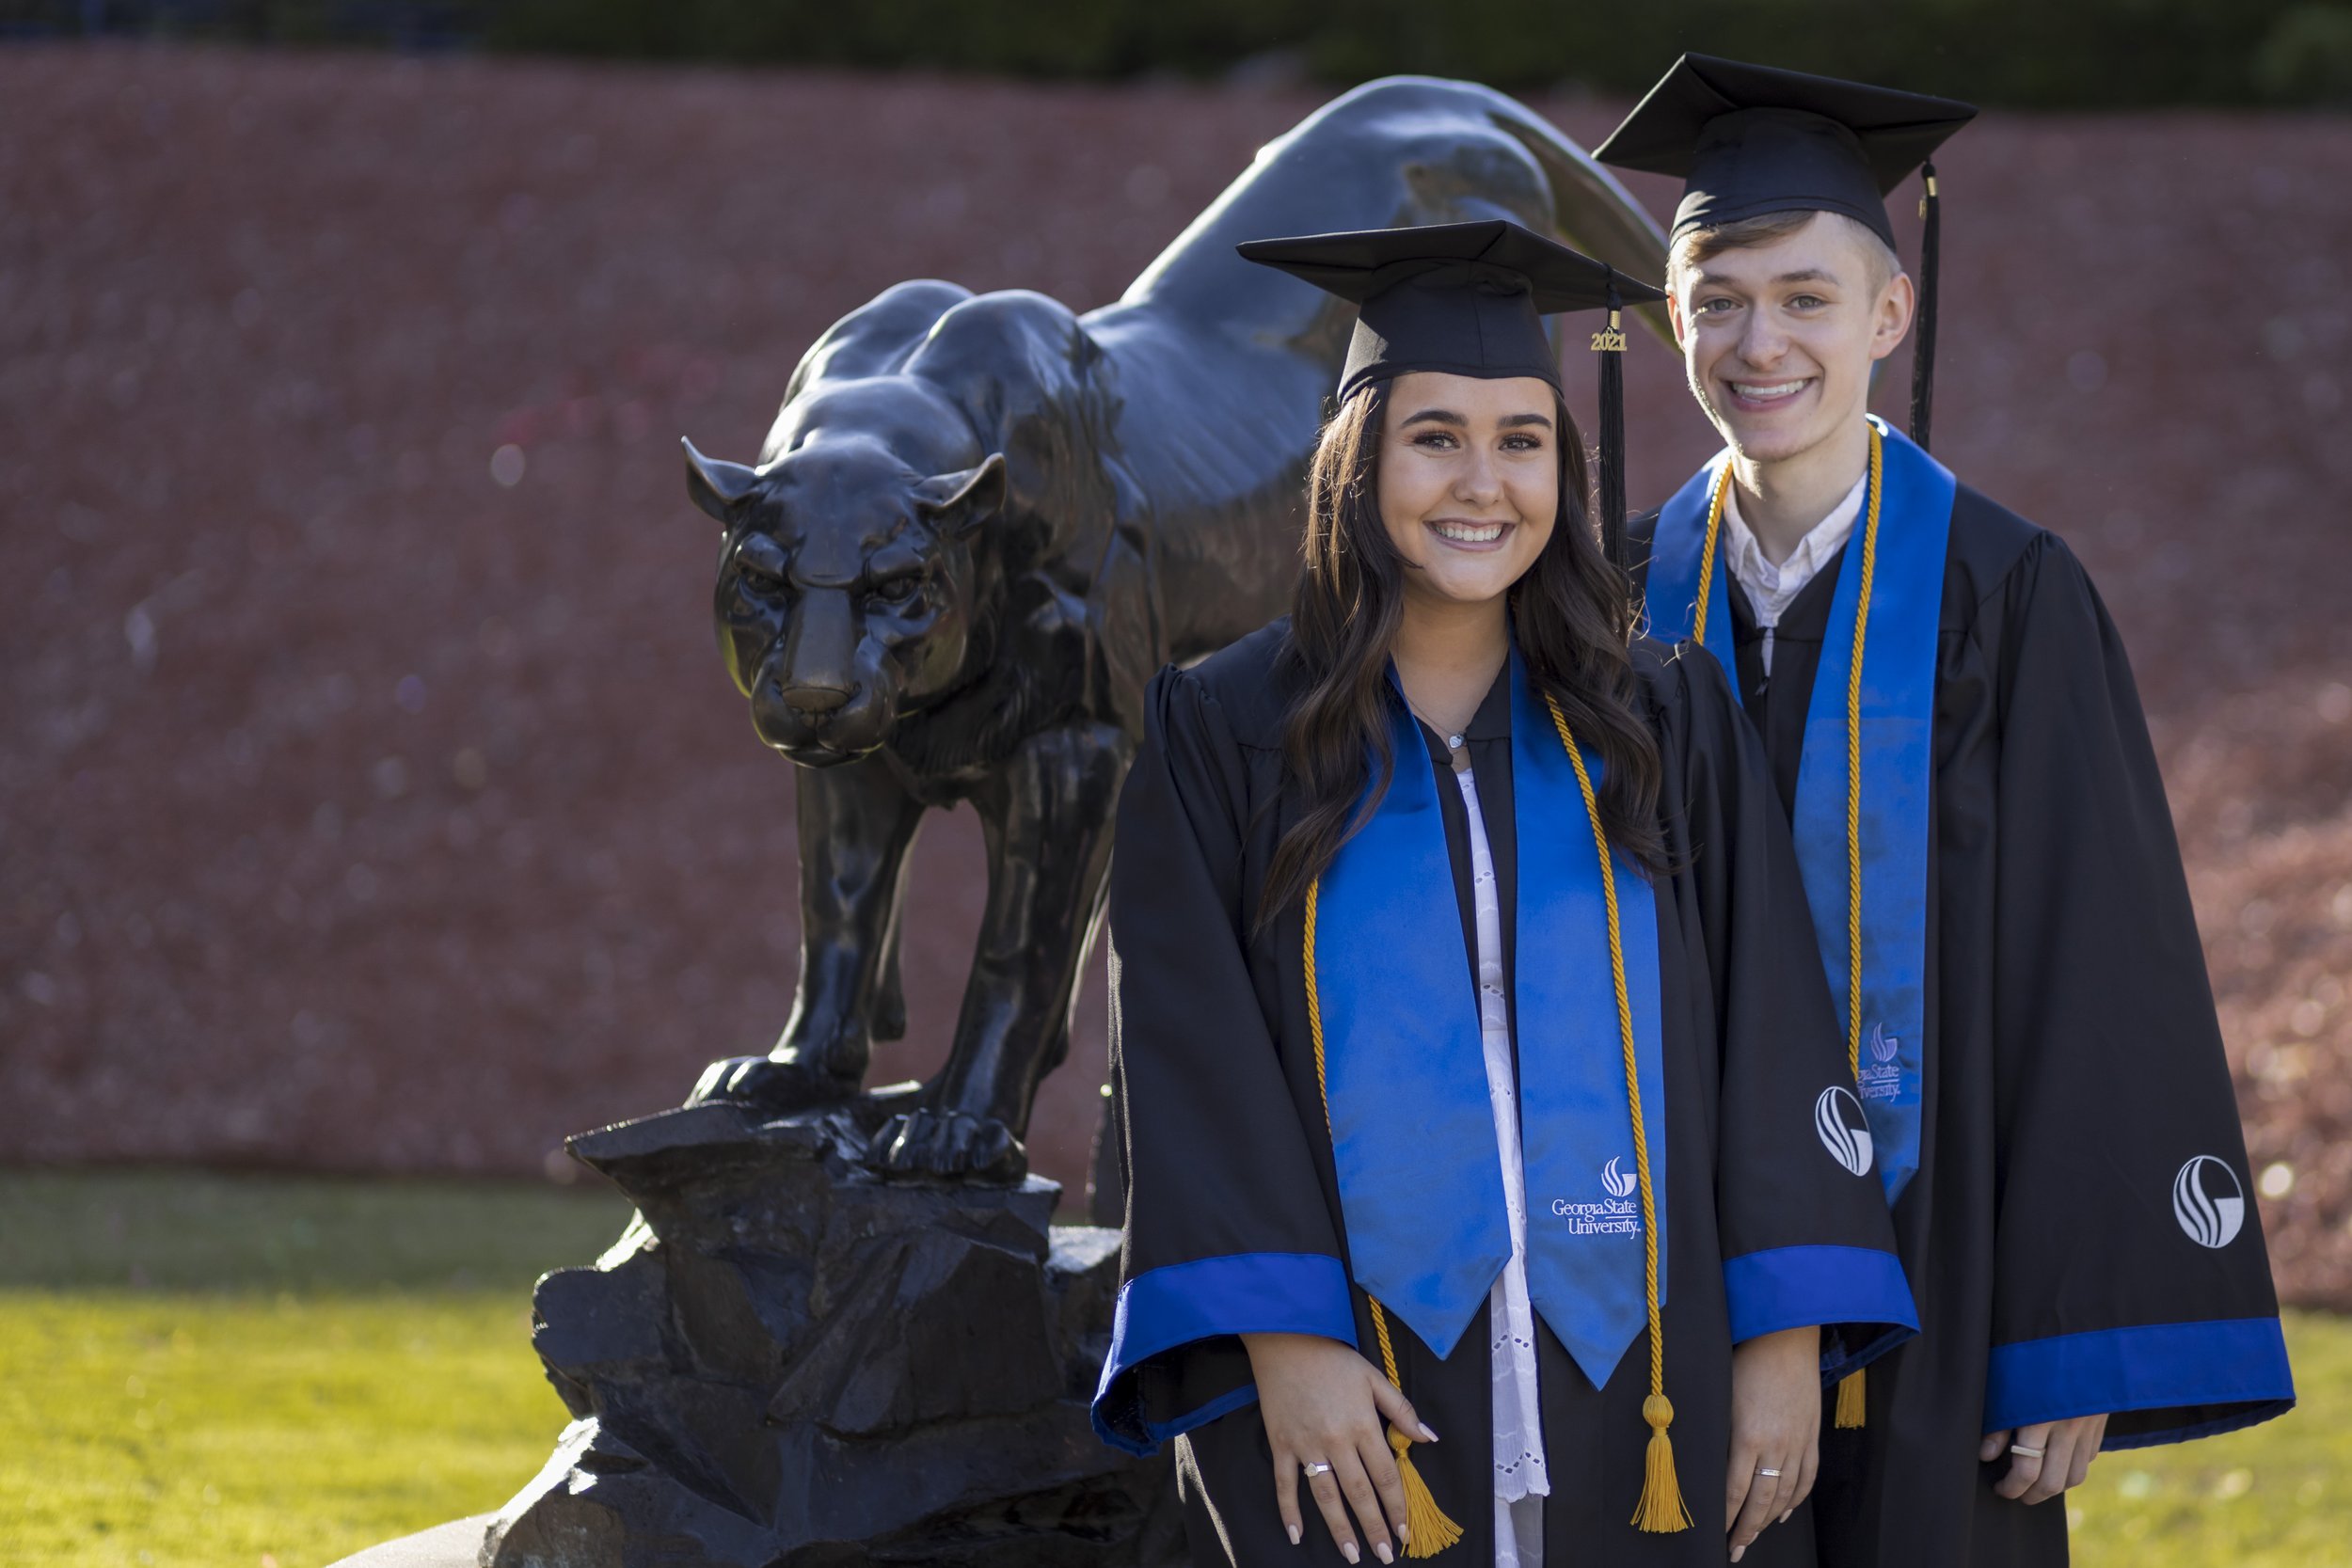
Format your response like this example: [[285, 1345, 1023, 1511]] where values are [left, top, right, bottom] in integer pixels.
[[1302, 1461, 1335, 1477], [2009, 1444, 2045, 1458], [1756, 1466, 1783, 1479]]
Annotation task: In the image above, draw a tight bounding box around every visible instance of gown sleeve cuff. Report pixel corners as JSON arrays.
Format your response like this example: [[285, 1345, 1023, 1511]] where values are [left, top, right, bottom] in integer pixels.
[[1722, 1244, 1920, 1376], [1089, 1251, 1358, 1456], [1983, 1316, 2296, 1447]]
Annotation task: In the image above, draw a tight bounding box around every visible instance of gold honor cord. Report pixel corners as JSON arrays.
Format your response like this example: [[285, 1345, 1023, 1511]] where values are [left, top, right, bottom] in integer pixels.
[[1303, 695, 1693, 1549], [1686, 430, 1887, 1429], [1831, 425, 1887, 1431], [1690, 459, 1733, 638], [1303, 879, 1466, 1558], [1843, 427, 1885, 1083], [1544, 694, 1689, 1534]]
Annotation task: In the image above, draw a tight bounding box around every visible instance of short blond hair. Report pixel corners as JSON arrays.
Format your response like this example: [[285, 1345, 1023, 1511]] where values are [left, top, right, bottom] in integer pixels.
[[1668, 208, 1900, 293]]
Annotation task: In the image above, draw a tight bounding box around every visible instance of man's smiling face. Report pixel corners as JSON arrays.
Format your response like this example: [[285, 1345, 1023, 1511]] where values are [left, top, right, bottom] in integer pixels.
[[1667, 211, 1914, 467]]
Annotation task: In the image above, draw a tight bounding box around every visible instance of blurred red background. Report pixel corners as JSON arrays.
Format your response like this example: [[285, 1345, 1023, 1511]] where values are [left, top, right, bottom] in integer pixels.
[[3, 46, 2348, 1300]]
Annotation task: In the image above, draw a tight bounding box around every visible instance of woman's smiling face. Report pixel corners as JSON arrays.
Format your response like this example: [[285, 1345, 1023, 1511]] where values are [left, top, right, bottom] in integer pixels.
[[1376, 372, 1560, 612]]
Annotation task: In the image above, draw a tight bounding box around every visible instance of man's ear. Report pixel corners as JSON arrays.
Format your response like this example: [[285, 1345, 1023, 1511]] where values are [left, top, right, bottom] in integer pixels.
[[912, 452, 1008, 537], [1871, 271, 1918, 363], [683, 437, 764, 525], [1665, 287, 1689, 350]]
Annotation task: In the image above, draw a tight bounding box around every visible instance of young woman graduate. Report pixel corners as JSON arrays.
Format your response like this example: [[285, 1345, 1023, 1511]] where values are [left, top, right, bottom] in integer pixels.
[[1089, 218, 1918, 1568], [1594, 55, 2296, 1568]]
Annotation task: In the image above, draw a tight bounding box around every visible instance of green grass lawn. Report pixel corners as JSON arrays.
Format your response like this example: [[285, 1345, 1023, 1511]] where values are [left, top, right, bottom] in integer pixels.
[[2069, 1314, 2347, 1568], [0, 1169, 2343, 1566], [0, 1170, 628, 1568]]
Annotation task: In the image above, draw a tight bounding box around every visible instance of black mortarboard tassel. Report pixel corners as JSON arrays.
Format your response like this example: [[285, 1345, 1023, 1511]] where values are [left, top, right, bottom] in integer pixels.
[[1595, 274, 1629, 573], [1908, 161, 1942, 451]]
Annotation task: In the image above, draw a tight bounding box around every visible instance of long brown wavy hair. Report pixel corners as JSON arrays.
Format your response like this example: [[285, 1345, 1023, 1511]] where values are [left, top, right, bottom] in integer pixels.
[[1259, 376, 1668, 929]]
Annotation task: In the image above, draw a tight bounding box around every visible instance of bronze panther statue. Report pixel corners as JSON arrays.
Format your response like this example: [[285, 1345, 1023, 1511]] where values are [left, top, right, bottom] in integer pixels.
[[681, 76, 1667, 1182]]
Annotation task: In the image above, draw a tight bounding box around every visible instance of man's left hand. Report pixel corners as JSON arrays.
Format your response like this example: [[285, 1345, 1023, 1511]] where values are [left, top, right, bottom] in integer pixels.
[[1980, 1415, 2108, 1504]]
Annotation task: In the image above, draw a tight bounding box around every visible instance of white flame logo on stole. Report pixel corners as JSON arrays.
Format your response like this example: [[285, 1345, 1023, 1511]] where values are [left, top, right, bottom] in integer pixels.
[[1814, 1085, 1875, 1178], [2172, 1156, 2247, 1248], [1601, 1157, 1637, 1199], [1856, 1022, 1903, 1102]]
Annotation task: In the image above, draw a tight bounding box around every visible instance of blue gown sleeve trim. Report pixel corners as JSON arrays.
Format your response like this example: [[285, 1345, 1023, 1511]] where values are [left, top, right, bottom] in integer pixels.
[[1089, 1251, 1358, 1456], [1722, 1244, 1921, 1365], [1139, 1383, 1262, 1449], [1983, 1316, 2296, 1445]]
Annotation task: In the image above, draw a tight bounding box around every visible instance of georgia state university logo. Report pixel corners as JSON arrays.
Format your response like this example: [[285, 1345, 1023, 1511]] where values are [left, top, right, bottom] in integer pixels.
[[1549, 1159, 1641, 1235], [1814, 1085, 1875, 1177], [1855, 1022, 1902, 1103], [2172, 1156, 2247, 1248]]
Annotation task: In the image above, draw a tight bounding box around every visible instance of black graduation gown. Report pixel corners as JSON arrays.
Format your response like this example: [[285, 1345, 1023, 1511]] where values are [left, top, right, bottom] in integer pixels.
[[1628, 488, 2294, 1568], [1091, 620, 1917, 1567]]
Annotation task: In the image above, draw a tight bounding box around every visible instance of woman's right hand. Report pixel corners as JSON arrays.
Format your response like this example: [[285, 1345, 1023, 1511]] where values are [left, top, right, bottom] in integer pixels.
[[1241, 1331, 1438, 1563]]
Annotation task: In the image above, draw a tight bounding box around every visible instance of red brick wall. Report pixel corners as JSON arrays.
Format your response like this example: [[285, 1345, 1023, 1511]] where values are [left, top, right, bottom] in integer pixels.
[[4, 47, 2348, 1298]]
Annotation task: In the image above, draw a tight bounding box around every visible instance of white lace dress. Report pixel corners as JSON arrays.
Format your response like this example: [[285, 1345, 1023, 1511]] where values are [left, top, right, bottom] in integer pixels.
[[1453, 755, 1549, 1568]]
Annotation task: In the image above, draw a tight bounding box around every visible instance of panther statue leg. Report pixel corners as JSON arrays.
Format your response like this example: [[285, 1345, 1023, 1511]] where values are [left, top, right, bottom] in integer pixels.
[[871, 721, 1130, 1181], [689, 752, 927, 1115]]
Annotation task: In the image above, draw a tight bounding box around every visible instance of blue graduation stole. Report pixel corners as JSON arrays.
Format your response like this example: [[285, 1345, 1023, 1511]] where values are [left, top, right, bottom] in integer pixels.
[[1644, 416, 1953, 1205], [1313, 651, 1666, 1389]]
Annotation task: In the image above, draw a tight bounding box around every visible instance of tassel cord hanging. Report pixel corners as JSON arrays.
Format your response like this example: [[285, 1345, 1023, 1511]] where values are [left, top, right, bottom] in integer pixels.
[[1907, 162, 1942, 451], [1594, 274, 1630, 578]]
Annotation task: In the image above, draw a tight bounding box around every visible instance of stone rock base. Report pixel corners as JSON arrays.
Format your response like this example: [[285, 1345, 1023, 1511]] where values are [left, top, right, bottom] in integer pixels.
[[483, 1094, 1182, 1567]]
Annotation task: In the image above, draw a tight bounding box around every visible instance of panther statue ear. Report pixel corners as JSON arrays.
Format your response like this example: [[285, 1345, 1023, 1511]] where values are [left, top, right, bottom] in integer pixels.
[[912, 452, 1008, 537], [682, 437, 765, 525]]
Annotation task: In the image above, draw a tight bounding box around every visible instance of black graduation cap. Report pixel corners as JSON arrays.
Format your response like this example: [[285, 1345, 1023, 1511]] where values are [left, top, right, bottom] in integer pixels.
[[1237, 219, 1668, 568], [1594, 56, 1977, 449]]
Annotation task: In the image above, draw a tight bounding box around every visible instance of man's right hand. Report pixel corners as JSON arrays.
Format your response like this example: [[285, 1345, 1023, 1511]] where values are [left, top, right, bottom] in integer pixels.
[[1241, 1331, 1437, 1564]]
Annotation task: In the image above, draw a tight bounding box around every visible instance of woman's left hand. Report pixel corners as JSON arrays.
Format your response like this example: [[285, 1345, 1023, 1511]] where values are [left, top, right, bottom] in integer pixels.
[[1725, 1324, 1821, 1562], [1980, 1415, 2108, 1504]]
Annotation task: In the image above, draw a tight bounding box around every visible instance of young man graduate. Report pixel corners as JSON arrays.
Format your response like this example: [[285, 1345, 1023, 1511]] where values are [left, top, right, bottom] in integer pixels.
[[1594, 54, 2296, 1568]]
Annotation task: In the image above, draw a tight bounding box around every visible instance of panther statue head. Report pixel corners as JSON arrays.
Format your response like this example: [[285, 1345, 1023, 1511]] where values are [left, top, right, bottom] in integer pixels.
[[685, 377, 1009, 767]]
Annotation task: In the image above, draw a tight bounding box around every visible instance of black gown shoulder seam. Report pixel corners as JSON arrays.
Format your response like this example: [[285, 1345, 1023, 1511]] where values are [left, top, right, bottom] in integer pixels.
[[1950, 483, 2059, 626], [1162, 620, 1298, 752]]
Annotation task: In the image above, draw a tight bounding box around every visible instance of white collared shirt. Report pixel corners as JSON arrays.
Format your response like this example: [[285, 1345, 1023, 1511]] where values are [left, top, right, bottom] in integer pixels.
[[1722, 471, 1867, 675]]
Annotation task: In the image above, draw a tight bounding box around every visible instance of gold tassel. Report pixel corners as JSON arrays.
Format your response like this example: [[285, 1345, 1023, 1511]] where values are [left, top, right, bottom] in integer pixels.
[[1835, 1368, 1867, 1429], [1631, 1393, 1693, 1533], [1388, 1426, 1464, 1559]]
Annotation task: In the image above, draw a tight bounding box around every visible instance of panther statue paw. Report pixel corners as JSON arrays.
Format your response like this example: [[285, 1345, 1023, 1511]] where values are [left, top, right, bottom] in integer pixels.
[[869, 1108, 1028, 1186], [686, 1053, 865, 1117]]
